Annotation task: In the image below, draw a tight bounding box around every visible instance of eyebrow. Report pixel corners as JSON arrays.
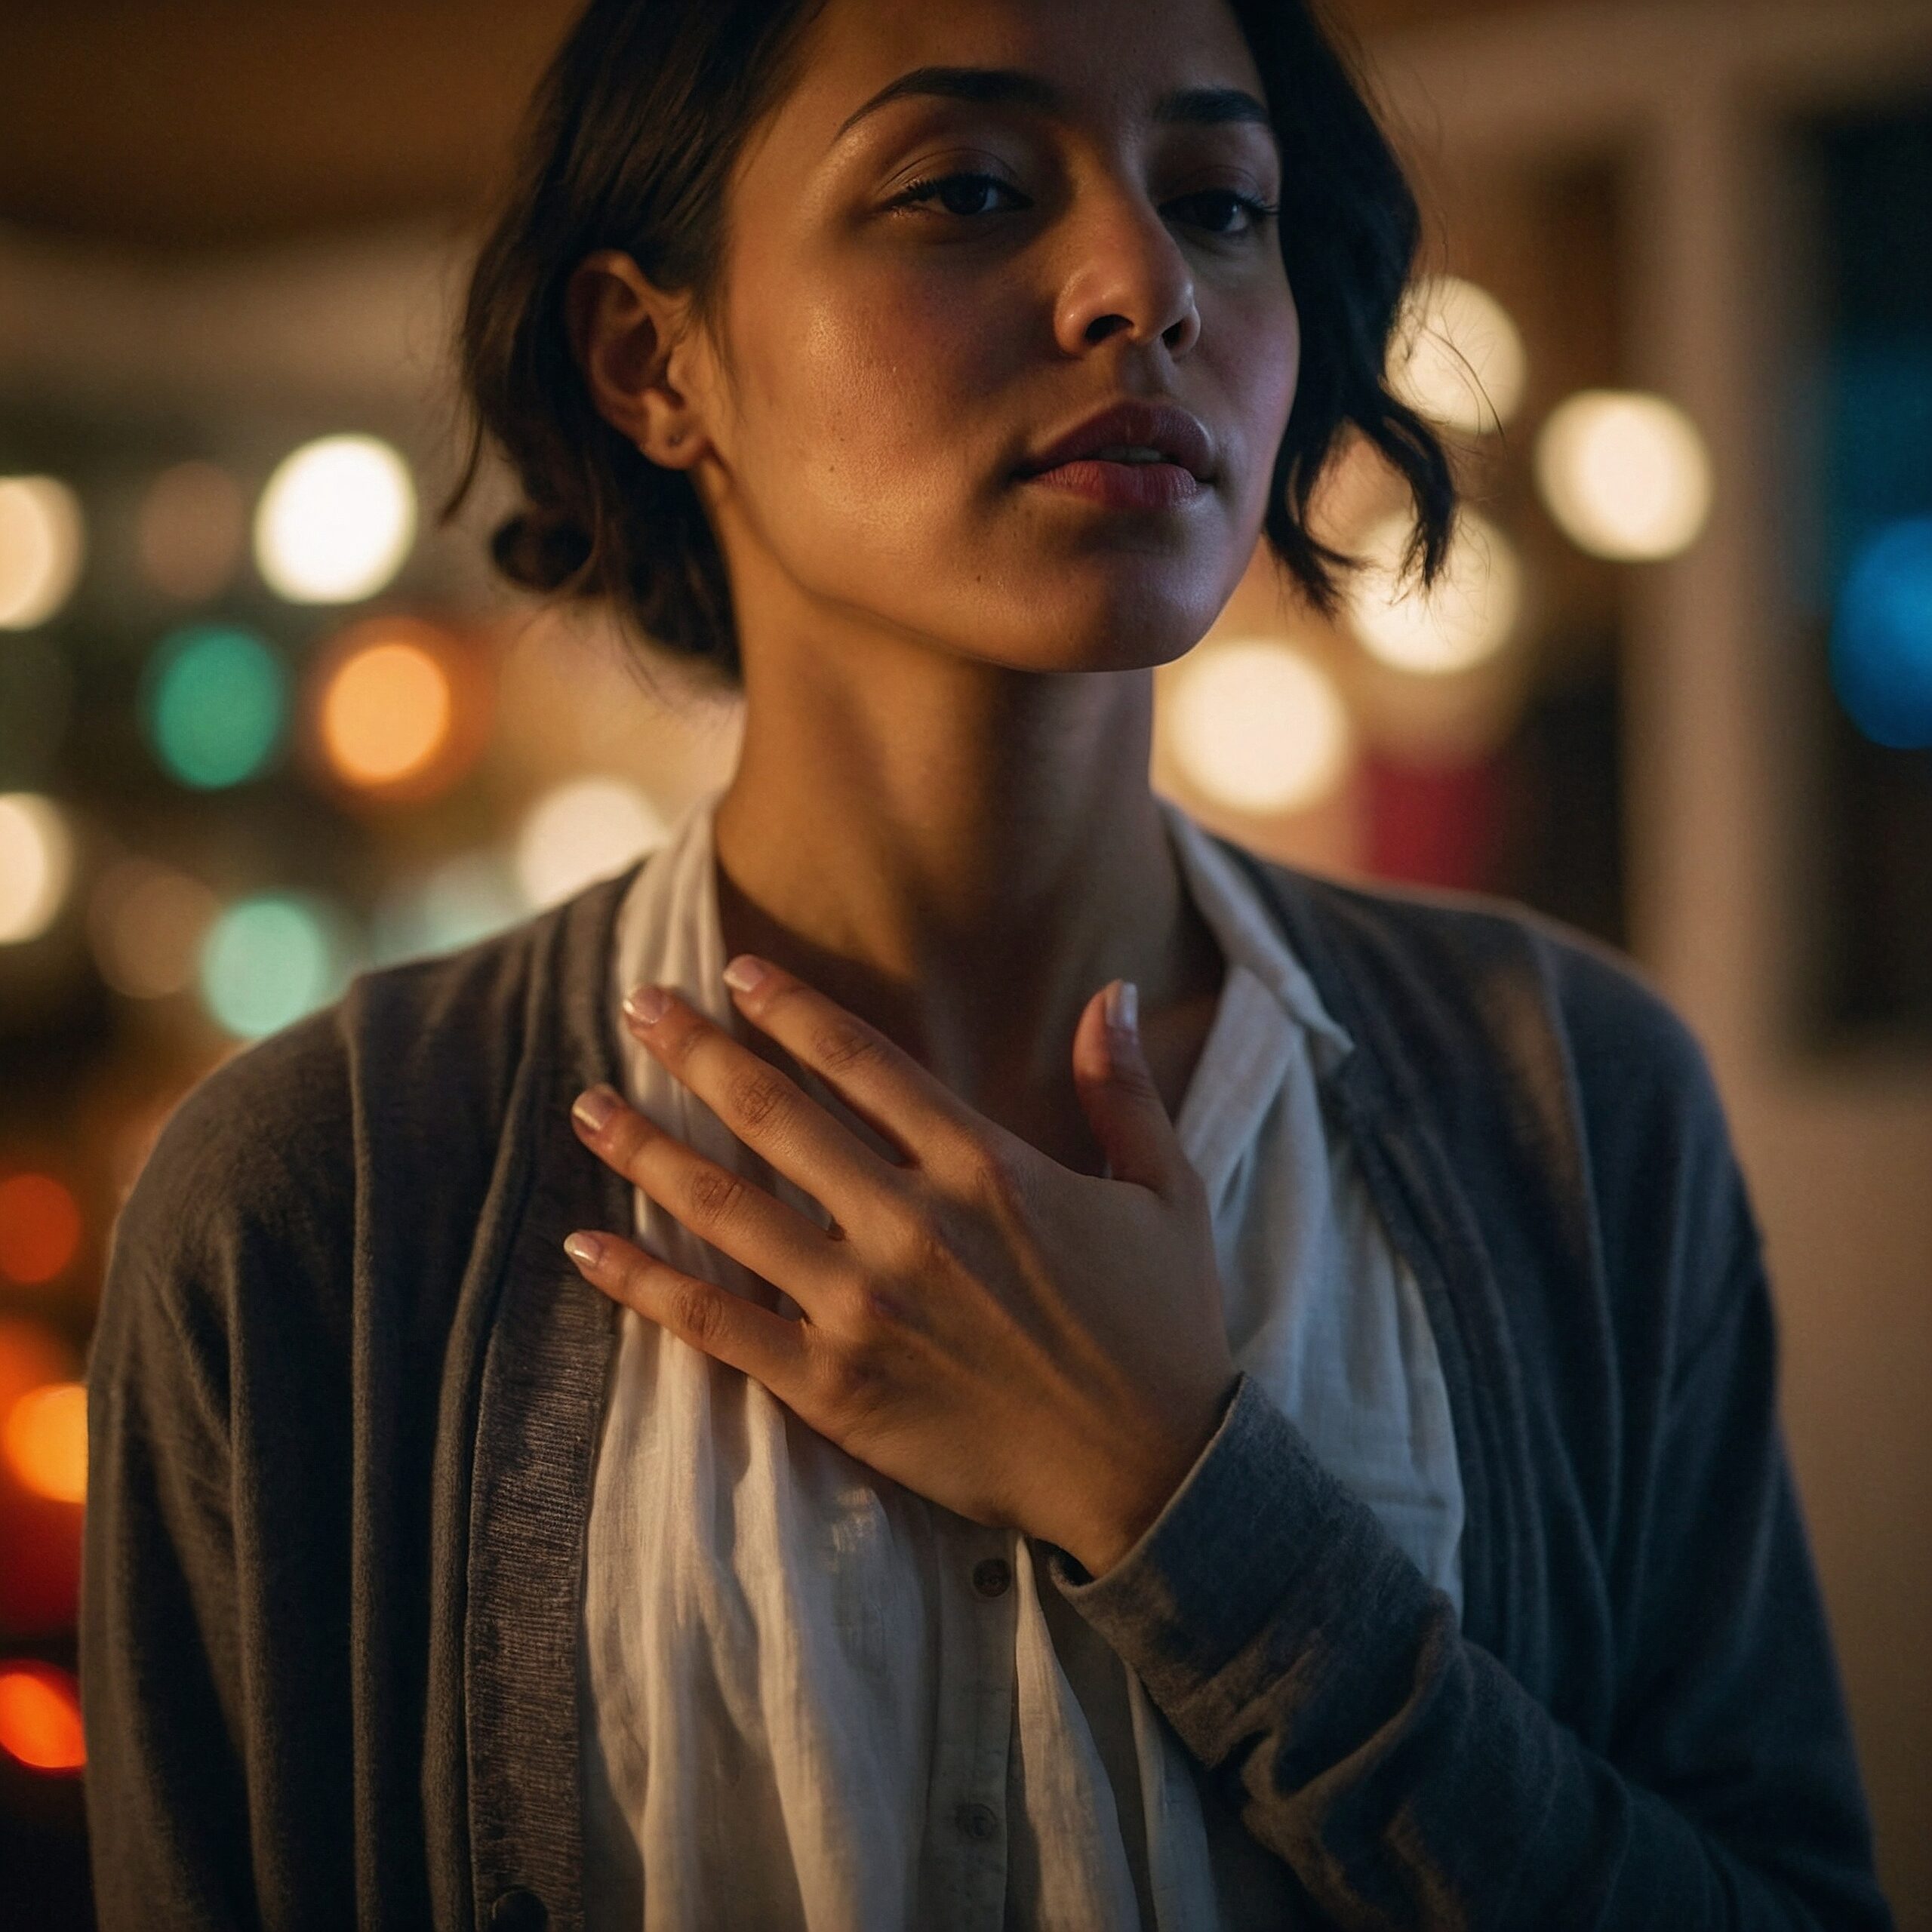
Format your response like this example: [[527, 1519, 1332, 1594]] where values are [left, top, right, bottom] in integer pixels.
[[832, 64, 1275, 147]]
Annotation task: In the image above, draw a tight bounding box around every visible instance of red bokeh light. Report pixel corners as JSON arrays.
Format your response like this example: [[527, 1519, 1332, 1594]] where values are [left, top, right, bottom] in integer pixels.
[[0, 1660, 85, 1773], [0, 1173, 83, 1285]]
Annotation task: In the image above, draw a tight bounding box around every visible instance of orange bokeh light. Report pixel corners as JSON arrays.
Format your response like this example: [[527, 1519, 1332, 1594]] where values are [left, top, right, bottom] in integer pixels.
[[0, 1171, 82, 1284], [321, 638, 452, 786], [3, 1381, 87, 1505], [0, 1660, 85, 1772]]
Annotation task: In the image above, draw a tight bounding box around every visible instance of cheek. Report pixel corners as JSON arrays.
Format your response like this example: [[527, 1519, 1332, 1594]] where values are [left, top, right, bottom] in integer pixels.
[[738, 270, 1011, 554], [1220, 284, 1301, 520]]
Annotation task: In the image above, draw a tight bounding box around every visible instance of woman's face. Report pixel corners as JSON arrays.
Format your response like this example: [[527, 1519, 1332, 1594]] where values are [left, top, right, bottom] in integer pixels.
[[683, 0, 1298, 675]]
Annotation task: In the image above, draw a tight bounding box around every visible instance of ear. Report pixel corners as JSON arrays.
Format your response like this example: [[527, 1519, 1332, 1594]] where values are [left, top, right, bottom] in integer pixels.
[[565, 248, 707, 469]]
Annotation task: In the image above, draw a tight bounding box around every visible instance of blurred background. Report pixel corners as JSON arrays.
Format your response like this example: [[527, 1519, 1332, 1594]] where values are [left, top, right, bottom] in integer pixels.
[[2, 0, 1928, 1922]]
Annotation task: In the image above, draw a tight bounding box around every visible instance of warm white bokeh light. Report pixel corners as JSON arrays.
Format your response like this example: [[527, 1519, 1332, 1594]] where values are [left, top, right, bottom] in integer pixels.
[[88, 857, 220, 998], [137, 460, 247, 601], [0, 477, 85, 630], [1345, 510, 1523, 675], [1168, 638, 1354, 815], [320, 639, 452, 786], [1534, 390, 1714, 560], [515, 778, 667, 909], [1387, 275, 1528, 435], [0, 792, 74, 944], [254, 435, 417, 603]]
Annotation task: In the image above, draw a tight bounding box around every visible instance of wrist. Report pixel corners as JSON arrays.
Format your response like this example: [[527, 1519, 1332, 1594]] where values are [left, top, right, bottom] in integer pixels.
[[1063, 1371, 1239, 1578]]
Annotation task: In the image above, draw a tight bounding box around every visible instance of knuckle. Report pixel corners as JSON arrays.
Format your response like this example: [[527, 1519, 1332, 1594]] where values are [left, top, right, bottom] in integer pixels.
[[969, 1137, 1035, 1223], [1109, 1056, 1162, 1104], [724, 1065, 789, 1136], [816, 1334, 891, 1421], [811, 1021, 884, 1079], [685, 1164, 746, 1225], [879, 1198, 951, 1281], [669, 1279, 722, 1348]]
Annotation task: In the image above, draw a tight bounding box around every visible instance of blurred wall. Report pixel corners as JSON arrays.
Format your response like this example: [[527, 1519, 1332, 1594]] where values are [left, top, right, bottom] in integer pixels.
[[1367, 5, 1932, 1918]]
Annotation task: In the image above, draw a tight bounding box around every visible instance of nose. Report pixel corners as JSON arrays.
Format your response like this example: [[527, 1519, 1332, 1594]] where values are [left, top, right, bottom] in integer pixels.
[[1048, 175, 1203, 360]]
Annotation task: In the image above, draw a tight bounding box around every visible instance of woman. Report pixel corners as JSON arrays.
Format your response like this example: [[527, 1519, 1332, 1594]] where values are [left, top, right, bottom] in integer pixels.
[[81, 0, 1891, 1927]]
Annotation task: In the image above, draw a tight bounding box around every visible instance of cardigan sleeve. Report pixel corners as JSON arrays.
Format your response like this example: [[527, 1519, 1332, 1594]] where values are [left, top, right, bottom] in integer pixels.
[[1046, 985, 1892, 1927], [82, 1146, 257, 1930], [80, 1010, 361, 1932]]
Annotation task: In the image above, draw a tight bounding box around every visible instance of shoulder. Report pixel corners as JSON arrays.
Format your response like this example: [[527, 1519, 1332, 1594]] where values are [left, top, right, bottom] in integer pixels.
[[109, 863, 638, 1331], [1231, 851, 1726, 1140], [1223, 850, 1758, 1320]]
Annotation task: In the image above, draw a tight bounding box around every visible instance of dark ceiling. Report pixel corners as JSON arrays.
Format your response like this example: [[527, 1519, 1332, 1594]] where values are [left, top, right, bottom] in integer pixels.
[[0, 0, 1547, 250]]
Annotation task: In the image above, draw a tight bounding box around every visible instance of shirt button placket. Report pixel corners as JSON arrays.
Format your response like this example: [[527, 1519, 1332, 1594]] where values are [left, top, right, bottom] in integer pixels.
[[923, 1527, 1019, 1930]]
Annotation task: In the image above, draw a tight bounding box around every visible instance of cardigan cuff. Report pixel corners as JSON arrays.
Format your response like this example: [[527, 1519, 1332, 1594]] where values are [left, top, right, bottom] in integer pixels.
[[1044, 1371, 1441, 1727]]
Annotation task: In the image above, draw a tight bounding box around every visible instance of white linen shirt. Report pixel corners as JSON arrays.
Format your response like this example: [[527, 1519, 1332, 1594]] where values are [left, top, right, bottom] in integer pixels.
[[578, 784, 1465, 1931]]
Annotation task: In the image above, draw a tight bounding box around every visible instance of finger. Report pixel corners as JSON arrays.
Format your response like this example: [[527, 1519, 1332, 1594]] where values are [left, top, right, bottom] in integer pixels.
[[1071, 979, 1196, 1203], [563, 1227, 811, 1394], [622, 981, 915, 1209], [571, 1084, 848, 1311], [712, 955, 983, 1173]]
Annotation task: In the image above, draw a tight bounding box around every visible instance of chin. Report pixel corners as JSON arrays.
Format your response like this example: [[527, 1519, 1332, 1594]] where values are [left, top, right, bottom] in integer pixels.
[[966, 583, 1217, 675]]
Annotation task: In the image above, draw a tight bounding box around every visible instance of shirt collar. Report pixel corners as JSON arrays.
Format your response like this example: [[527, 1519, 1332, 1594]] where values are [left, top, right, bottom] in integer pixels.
[[1153, 792, 1356, 1078]]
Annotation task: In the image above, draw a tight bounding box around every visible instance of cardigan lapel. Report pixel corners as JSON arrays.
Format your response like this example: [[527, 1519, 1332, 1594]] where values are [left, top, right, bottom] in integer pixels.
[[1212, 838, 1540, 1669], [460, 857, 650, 1932]]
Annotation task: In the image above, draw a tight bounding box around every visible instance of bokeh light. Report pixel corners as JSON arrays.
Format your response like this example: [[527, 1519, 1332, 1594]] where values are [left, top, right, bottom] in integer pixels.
[[199, 891, 355, 1039], [1387, 275, 1528, 435], [515, 778, 666, 908], [513, 773, 664, 908], [1344, 510, 1524, 675], [0, 1174, 82, 1286], [1534, 390, 1714, 560], [88, 857, 221, 998], [1831, 515, 1932, 749], [143, 623, 289, 789], [0, 1319, 74, 1412], [371, 850, 531, 966], [0, 476, 85, 630], [1169, 638, 1354, 815], [0, 792, 75, 945], [254, 434, 417, 604], [320, 635, 452, 786], [137, 459, 248, 601], [0, 1662, 85, 1773], [3, 1383, 87, 1505]]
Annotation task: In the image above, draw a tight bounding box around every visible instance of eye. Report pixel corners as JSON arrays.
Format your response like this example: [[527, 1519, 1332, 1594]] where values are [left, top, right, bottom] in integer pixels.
[[885, 171, 1028, 218], [1171, 188, 1280, 238]]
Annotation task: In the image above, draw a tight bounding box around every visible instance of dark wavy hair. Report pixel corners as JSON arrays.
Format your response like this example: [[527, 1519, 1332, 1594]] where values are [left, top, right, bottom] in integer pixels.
[[448, 0, 1457, 691]]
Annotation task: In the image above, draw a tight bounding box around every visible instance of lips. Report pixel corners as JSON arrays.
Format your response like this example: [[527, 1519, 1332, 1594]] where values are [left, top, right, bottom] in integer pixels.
[[1017, 401, 1216, 482]]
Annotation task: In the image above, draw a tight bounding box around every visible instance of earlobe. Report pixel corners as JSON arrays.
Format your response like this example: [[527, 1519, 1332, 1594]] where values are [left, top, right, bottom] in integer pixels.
[[565, 248, 701, 465]]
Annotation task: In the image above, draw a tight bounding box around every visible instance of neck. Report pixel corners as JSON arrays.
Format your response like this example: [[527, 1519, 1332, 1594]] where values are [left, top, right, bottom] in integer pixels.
[[709, 629, 1221, 1134]]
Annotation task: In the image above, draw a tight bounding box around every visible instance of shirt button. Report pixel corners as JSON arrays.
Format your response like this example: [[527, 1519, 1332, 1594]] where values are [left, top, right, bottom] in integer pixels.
[[971, 1556, 1012, 1598], [955, 1801, 1000, 1842], [489, 1888, 548, 1932]]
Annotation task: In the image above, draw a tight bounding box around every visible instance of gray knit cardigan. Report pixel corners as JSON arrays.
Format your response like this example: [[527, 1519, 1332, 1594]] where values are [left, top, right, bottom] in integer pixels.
[[80, 839, 1893, 1930]]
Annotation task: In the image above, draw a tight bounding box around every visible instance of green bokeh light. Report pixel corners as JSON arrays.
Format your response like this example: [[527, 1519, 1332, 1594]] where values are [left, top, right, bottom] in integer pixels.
[[198, 893, 348, 1038], [143, 624, 288, 789]]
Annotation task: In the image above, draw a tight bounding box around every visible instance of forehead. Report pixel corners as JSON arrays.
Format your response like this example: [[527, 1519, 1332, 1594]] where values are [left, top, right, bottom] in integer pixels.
[[768, 0, 1272, 155]]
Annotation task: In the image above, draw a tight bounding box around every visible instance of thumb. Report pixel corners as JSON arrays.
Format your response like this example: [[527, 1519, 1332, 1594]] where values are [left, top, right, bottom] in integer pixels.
[[1072, 979, 1186, 1197]]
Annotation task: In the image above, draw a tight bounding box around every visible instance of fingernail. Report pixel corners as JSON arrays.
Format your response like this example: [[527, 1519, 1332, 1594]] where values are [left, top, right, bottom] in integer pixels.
[[564, 1231, 604, 1268], [722, 954, 768, 994], [1105, 980, 1139, 1036], [572, 1084, 621, 1132], [623, 983, 672, 1026]]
